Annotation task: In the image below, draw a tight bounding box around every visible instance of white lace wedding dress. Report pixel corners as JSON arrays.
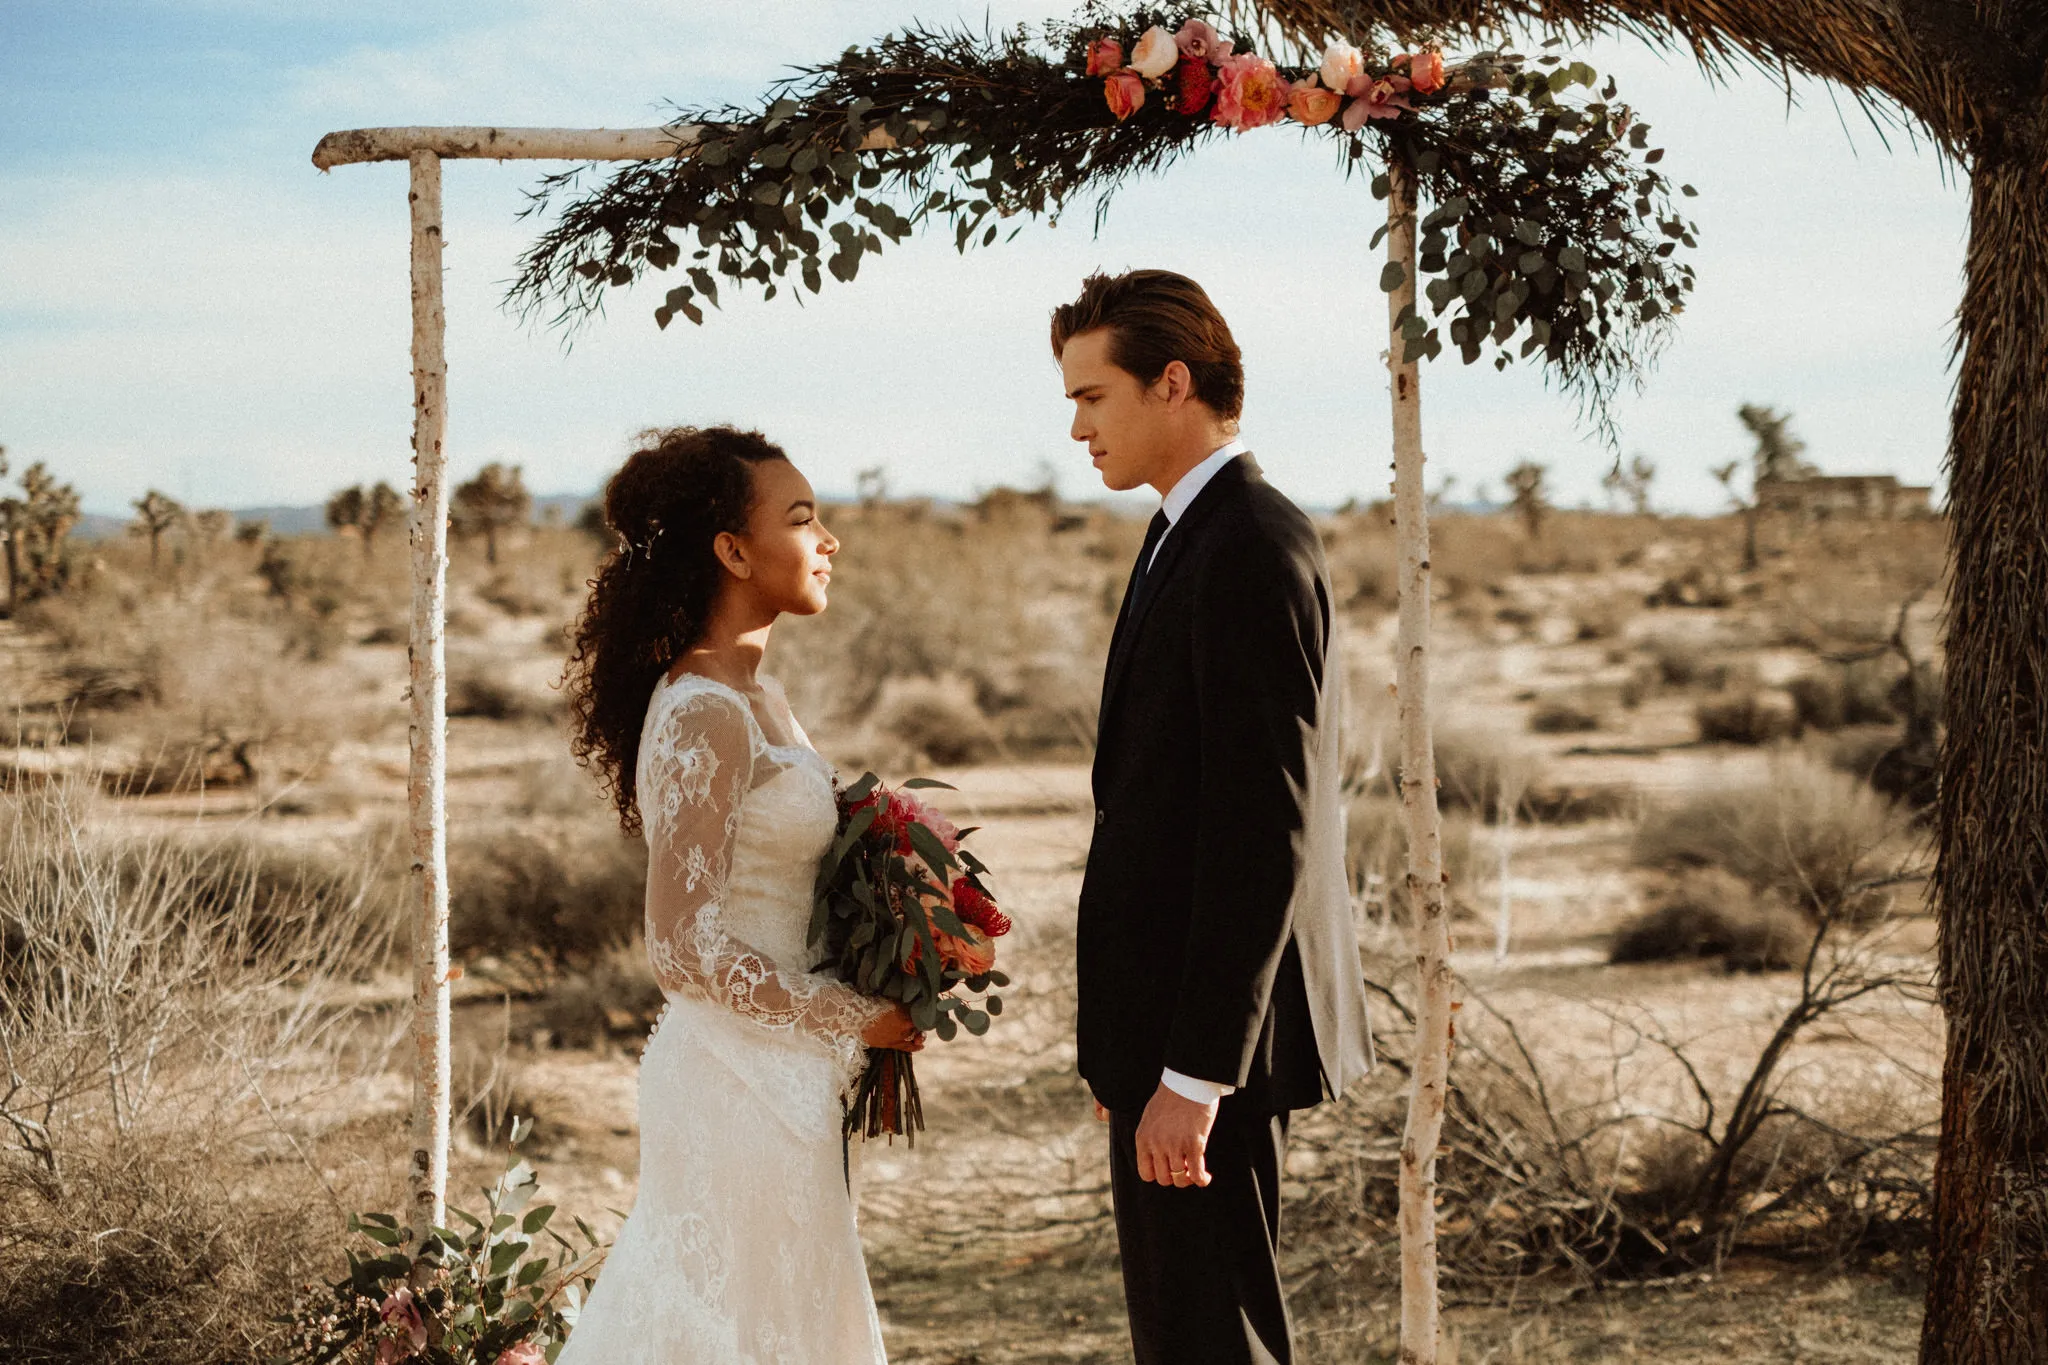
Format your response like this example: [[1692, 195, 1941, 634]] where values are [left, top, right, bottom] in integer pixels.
[[555, 672, 891, 1365]]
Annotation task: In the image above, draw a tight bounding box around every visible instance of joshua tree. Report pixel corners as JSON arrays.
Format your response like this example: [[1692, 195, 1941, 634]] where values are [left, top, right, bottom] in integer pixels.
[[129, 490, 186, 570], [13, 463, 80, 601], [327, 480, 407, 559], [1737, 401, 1815, 483], [1503, 460, 1548, 539], [1260, 0, 2048, 1351], [1602, 453, 1656, 515], [450, 463, 531, 566]]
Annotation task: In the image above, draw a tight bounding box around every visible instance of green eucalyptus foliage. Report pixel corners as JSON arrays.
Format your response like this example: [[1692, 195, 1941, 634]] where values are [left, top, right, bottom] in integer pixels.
[[510, 5, 1694, 441], [276, 1124, 605, 1365]]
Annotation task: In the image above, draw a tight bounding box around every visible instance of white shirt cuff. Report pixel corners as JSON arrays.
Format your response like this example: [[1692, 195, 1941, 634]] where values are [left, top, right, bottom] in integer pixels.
[[1160, 1067, 1235, 1104]]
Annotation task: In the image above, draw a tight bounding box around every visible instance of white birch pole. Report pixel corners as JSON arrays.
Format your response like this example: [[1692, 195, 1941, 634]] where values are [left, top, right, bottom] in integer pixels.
[[1385, 150, 1456, 1365], [405, 148, 453, 1248]]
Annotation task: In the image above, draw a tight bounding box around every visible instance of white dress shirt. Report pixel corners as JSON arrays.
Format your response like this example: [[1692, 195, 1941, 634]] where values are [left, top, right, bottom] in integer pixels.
[[1150, 437, 1247, 1108]]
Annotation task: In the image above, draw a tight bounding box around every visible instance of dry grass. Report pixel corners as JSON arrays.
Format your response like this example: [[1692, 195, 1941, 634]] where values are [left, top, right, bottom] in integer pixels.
[[0, 774, 401, 1364], [1632, 756, 1919, 920]]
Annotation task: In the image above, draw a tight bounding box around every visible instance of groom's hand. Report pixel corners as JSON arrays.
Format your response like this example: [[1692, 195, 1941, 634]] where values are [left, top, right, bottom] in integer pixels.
[[1135, 1081, 1216, 1188]]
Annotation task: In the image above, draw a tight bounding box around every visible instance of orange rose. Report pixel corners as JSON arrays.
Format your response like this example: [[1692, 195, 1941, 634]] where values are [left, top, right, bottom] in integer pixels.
[[1104, 69, 1146, 121], [1407, 49, 1446, 95], [1287, 79, 1341, 126], [939, 924, 997, 976]]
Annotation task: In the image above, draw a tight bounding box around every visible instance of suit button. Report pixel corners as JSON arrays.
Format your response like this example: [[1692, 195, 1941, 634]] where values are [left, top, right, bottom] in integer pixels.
[[1094, 808, 1106, 827]]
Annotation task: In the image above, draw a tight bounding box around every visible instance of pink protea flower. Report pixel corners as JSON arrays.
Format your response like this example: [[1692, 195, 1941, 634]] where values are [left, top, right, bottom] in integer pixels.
[[374, 1288, 427, 1364], [494, 1343, 548, 1365], [1104, 69, 1147, 120], [1085, 37, 1123, 76], [1342, 72, 1412, 130], [1174, 18, 1232, 63], [1211, 54, 1289, 130]]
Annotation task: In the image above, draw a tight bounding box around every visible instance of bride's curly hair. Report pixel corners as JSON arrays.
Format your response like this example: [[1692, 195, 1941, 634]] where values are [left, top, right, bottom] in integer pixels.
[[565, 425, 790, 834]]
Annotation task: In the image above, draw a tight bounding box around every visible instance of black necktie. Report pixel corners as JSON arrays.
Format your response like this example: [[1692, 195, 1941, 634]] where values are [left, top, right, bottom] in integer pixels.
[[1128, 509, 1171, 608]]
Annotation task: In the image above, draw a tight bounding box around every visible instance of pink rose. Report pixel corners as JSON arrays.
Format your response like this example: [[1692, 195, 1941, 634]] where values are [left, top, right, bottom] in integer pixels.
[[1129, 25, 1179, 79], [374, 1288, 428, 1364], [891, 789, 961, 854], [1085, 37, 1123, 77], [1406, 49, 1446, 95], [494, 1344, 547, 1365], [1104, 69, 1146, 121], [1342, 73, 1412, 130], [1211, 54, 1289, 131], [1174, 19, 1232, 63], [1287, 78, 1342, 126]]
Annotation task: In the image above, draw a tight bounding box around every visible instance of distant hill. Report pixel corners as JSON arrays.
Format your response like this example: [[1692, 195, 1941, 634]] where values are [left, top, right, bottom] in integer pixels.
[[73, 492, 599, 541]]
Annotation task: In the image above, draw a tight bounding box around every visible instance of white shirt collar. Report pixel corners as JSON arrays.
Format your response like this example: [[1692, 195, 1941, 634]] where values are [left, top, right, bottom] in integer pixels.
[[1159, 439, 1246, 526]]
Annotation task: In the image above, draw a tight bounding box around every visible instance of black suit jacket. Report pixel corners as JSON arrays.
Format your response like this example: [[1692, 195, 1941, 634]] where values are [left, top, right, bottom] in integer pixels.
[[1077, 454, 1374, 1115]]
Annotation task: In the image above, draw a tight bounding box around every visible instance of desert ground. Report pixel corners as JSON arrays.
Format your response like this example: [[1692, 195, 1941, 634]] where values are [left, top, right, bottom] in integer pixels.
[[1, 493, 1946, 1361]]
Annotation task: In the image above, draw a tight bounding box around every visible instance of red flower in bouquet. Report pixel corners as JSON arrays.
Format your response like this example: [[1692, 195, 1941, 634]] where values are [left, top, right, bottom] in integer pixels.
[[847, 786, 960, 858], [950, 877, 1012, 938], [1174, 58, 1217, 114]]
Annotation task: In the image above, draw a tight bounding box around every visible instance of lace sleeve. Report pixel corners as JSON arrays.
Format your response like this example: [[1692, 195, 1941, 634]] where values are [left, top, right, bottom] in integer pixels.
[[641, 686, 886, 1057]]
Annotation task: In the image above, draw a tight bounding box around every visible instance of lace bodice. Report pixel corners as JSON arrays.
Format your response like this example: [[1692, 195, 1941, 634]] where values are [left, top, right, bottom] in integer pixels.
[[635, 672, 885, 1084]]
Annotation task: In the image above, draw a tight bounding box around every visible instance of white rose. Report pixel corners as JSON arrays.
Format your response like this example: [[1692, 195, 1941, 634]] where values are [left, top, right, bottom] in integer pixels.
[[1130, 26, 1179, 79], [1320, 41, 1364, 93]]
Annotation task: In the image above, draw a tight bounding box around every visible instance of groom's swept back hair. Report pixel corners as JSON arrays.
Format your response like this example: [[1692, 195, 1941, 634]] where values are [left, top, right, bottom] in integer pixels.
[[1049, 270, 1244, 420]]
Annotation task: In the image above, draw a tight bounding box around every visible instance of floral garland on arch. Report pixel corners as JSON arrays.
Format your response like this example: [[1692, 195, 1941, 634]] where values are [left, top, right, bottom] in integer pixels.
[[510, 4, 1697, 438]]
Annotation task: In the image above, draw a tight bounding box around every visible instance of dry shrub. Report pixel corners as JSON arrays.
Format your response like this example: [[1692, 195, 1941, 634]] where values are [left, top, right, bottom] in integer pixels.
[[1787, 657, 1901, 732], [1643, 633, 1730, 689], [1645, 562, 1735, 608], [1695, 688, 1800, 745], [863, 672, 998, 766], [1609, 869, 1807, 971], [534, 940, 667, 1050], [1428, 727, 1544, 818], [1572, 592, 1635, 641], [1631, 757, 1911, 919], [1346, 792, 1478, 929], [0, 775, 397, 1363], [447, 660, 560, 723], [1529, 696, 1602, 734], [453, 1034, 569, 1153], [448, 820, 647, 966]]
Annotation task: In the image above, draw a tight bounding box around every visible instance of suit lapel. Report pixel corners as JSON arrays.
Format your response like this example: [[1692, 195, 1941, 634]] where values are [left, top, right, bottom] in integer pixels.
[[1099, 454, 1258, 726]]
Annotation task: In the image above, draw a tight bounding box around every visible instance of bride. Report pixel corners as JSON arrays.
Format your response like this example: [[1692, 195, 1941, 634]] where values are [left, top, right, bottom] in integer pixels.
[[556, 425, 921, 1365]]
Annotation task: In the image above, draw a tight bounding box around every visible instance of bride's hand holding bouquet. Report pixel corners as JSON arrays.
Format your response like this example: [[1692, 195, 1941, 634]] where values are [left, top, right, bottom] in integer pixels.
[[811, 774, 1011, 1142]]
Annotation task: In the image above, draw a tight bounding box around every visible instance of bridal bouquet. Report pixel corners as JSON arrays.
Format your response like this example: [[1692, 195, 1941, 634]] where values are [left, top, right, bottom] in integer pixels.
[[810, 773, 1011, 1144]]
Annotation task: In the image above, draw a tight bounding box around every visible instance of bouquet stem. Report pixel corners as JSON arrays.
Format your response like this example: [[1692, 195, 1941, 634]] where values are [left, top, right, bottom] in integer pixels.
[[845, 1049, 924, 1145]]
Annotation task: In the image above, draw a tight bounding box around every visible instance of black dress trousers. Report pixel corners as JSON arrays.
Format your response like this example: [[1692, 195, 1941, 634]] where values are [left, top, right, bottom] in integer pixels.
[[1106, 1099, 1293, 1365]]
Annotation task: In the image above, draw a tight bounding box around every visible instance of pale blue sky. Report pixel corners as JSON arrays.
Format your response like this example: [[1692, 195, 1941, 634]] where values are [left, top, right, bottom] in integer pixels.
[[1, 1, 1966, 517]]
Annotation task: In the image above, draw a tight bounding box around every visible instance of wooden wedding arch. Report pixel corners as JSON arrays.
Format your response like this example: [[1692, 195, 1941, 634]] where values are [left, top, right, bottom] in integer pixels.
[[313, 46, 1676, 1353]]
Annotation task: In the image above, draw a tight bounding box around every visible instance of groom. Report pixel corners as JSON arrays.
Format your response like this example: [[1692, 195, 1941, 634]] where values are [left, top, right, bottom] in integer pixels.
[[1053, 269, 1374, 1365]]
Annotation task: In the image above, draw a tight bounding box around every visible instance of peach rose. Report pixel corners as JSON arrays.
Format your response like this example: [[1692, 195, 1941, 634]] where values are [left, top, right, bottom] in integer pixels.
[[1104, 69, 1146, 120], [1174, 18, 1232, 63], [1342, 73, 1412, 130], [1212, 54, 1289, 130], [1407, 48, 1446, 94], [1287, 79, 1342, 126], [494, 1345, 547, 1365], [1319, 41, 1364, 94], [1085, 37, 1123, 77], [1130, 25, 1179, 79]]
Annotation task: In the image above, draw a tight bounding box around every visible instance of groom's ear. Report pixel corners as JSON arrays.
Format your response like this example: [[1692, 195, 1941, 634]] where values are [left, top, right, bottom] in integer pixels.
[[1153, 358, 1196, 409]]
